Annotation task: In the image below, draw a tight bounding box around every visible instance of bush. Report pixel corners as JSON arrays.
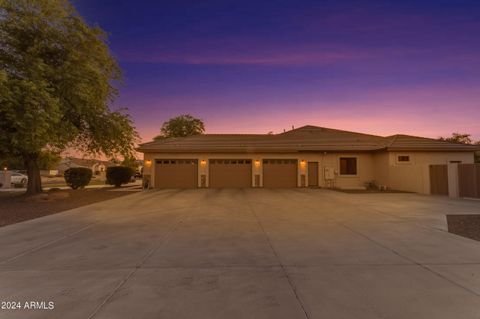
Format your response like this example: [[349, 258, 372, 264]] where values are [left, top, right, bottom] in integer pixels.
[[64, 167, 92, 189], [106, 166, 134, 187]]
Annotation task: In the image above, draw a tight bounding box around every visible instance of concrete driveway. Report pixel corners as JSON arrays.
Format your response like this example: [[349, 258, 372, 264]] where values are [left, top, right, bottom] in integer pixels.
[[1, 189, 480, 319]]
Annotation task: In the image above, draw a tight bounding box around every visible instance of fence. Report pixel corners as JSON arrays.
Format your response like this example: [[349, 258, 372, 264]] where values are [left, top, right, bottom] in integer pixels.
[[429, 164, 449, 196], [458, 164, 480, 198]]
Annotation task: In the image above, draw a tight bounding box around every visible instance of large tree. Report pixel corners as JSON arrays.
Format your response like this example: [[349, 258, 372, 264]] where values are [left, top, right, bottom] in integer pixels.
[[154, 114, 205, 139], [0, 0, 138, 194], [439, 133, 474, 144]]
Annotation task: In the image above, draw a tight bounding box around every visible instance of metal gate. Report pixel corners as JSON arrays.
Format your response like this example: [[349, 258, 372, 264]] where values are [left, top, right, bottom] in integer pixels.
[[458, 164, 480, 198], [429, 164, 448, 195]]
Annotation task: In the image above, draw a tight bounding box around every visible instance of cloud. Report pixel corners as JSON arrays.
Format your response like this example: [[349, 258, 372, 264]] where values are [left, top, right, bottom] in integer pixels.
[[118, 37, 371, 66]]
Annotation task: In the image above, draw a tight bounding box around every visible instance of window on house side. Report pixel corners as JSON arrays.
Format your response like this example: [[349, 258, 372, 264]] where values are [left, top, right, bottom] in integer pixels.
[[398, 155, 410, 162], [339, 157, 357, 175]]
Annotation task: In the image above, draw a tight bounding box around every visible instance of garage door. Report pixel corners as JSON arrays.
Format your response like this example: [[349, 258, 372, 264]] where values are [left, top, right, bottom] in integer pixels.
[[209, 159, 252, 188], [155, 159, 198, 188], [263, 159, 298, 188]]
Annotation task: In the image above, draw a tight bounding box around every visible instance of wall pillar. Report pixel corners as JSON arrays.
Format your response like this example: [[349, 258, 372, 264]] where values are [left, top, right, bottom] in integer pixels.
[[447, 163, 459, 198], [252, 159, 262, 187], [198, 159, 208, 187], [299, 159, 307, 187], [143, 158, 153, 189]]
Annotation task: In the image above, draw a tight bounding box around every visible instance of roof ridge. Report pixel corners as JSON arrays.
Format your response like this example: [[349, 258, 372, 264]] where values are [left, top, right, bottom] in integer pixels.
[[202, 133, 269, 136], [389, 133, 471, 144], [386, 134, 400, 147], [280, 125, 386, 139]]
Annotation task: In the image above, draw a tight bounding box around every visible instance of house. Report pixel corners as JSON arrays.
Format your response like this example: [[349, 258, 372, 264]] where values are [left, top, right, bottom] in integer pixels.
[[56, 157, 114, 175], [137, 125, 479, 194]]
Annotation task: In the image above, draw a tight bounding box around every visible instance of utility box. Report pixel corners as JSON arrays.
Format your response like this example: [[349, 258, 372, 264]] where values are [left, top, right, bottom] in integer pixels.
[[324, 167, 335, 180]]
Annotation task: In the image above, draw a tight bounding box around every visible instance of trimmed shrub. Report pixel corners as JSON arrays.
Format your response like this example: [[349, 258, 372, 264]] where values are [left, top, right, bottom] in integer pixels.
[[64, 167, 92, 189], [106, 166, 134, 187]]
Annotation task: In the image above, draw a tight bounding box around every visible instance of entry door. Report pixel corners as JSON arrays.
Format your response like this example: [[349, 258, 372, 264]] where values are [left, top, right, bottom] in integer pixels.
[[308, 162, 319, 187]]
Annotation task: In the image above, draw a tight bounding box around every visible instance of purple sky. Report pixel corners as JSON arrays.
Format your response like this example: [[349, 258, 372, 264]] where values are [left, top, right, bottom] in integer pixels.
[[73, 0, 480, 142]]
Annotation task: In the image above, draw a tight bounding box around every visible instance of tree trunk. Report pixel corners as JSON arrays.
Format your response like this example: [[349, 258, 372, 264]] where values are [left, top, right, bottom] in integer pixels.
[[24, 153, 42, 195]]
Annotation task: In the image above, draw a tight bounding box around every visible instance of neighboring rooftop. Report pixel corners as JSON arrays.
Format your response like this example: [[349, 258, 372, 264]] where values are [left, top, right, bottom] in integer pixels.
[[137, 125, 480, 153], [56, 157, 115, 171]]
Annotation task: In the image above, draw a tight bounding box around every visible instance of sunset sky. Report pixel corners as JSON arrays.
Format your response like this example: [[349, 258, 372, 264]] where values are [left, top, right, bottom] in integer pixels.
[[73, 0, 480, 142]]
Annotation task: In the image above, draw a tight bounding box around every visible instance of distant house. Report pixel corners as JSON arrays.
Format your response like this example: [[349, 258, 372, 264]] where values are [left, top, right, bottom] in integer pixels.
[[137, 125, 479, 194], [56, 157, 114, 175]]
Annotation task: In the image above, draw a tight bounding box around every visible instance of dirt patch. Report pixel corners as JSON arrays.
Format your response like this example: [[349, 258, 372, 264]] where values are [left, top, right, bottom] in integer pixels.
[[0, 188, 137, 227], [447, 214, 480, 241]]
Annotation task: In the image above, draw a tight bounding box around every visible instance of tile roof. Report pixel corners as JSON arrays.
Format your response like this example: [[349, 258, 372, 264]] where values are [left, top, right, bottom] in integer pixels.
[[137, 125, 480, 153]]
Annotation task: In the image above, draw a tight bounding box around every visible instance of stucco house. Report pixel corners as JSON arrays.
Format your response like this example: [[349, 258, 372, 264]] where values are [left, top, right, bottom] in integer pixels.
[[137, 125, 478, 194]]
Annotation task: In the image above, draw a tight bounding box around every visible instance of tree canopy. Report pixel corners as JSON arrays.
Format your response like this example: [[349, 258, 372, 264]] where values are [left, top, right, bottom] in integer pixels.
[[439, 133, 474, 145], [439, 133, 480, 163], [0, 0, 138, 194], [154, 114, 205, 139], [121, 156, 140, 170]]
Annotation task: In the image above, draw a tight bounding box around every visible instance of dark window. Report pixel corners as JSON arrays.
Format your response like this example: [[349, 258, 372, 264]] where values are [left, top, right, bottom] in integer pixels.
[[397, 155, 410, 162], [245, 160, 251, 164], [339, 157, 357, 175], [449, 160, 462, 164]]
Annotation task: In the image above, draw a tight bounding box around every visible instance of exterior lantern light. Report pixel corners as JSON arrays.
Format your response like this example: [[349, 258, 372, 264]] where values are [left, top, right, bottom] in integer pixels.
[[254, 160, 261, 168], [144, 159, 152, 167], [300, 160, 306, 168], [200, 160, 207, 166]]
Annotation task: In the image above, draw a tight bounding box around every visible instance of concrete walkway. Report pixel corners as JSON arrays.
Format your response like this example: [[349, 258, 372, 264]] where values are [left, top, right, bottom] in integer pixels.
[[0, 189, 479, 318]]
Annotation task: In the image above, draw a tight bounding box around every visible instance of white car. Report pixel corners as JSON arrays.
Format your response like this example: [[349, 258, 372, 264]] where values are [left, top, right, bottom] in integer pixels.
[[11, 172, 28, 186]]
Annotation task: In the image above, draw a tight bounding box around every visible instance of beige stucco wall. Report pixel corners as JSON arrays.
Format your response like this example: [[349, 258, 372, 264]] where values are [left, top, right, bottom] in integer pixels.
[[142, 151, 475, 192], [372, 152, 390, 187], [142, 152, 376, 189], [374, 151, 474, 194], [320, 153, 374, 189]]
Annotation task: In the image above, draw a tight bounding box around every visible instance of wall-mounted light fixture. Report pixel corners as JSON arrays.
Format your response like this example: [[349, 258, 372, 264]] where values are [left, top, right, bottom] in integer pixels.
[[300, 160, 307, 168], [200, 160, 207, 166], [254, 160, 261, 168], [144, 160, 152, 167], [3, 166, 7, 171]]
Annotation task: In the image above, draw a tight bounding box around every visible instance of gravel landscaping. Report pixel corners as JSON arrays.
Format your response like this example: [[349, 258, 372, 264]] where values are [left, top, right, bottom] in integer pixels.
[[447, 214, 480, 241], [0, 187, 138, 227]]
